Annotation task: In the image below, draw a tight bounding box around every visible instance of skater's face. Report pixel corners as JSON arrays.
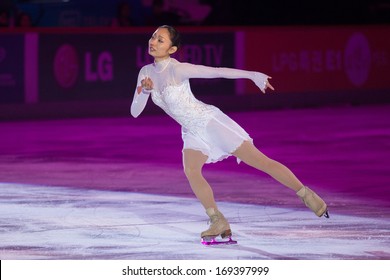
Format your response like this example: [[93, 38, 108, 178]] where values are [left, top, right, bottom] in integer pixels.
[[148, 27, 177, 62]]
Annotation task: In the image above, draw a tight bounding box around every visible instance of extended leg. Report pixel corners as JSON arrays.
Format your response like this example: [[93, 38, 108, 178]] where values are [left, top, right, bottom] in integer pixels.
[[233, 141, 304, 192], [233, 141, 328, 217]]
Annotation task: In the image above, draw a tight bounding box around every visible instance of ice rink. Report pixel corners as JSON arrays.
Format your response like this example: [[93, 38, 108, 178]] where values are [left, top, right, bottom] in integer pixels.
[[0, 104, 389, 260]]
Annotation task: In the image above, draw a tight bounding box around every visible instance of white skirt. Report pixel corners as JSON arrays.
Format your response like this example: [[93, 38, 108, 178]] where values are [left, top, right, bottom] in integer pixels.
[[181, 110, 252, 164]]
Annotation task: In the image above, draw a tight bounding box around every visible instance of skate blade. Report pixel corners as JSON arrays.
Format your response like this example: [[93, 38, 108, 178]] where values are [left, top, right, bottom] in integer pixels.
[[323, 210, 330, 218], [201, 236, 237, 246]]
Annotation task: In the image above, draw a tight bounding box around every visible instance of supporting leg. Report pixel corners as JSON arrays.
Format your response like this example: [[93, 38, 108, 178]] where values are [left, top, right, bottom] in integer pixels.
[[182, 149, 217, 210], [182, 149, 234, 238]]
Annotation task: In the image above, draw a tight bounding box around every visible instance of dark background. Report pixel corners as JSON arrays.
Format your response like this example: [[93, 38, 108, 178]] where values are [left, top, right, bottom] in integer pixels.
[[1, 0, 389, 28]]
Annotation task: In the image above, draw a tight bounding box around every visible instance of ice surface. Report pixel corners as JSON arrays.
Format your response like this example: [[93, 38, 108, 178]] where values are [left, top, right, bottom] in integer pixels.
[[0, 183, 388, 260]]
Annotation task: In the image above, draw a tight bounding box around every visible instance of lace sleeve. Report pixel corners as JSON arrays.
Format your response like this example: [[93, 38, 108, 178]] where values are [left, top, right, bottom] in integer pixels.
[[174, 63, 270, 93], [130, 67, 151, 118]]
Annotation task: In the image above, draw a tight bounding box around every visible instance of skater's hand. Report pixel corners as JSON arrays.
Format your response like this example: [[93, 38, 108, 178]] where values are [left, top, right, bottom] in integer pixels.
[[262, 77, 275, 94], [253, 72, 275, 94], [141, 77, 154, 91], [136, 77, 154, 94]]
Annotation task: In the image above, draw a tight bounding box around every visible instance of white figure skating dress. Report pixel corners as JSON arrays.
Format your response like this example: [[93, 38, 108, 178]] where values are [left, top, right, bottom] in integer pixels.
[[131, 58, 269, 163]]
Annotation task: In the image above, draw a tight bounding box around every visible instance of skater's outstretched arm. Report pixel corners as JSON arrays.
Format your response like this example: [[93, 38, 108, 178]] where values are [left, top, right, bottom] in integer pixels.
[[174, 63, 274, 93]]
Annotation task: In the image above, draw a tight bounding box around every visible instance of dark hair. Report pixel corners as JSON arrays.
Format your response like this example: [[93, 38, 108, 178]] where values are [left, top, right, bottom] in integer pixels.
[[159, 25, 181, 49]]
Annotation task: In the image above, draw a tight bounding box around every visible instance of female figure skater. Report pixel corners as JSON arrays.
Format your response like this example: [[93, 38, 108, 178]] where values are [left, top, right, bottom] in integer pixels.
[[131, 25, 328, 244]]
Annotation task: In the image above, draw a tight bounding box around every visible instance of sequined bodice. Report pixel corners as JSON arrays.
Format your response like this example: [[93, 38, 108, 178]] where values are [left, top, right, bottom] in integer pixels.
[[151, 80, 218, 132]]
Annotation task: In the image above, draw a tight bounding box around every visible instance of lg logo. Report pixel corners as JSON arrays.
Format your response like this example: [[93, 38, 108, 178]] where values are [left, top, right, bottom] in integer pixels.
[[85, 51, 113, 82], [53, 44, 79, 88], [53, 44, 113, 89], [344, 32, 371, 87]]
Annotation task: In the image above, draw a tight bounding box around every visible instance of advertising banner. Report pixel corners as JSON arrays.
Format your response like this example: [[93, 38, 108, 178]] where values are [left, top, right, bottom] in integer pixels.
[[38, 31, 235, 102], [241, 25, 390, 94], [0, 34, 25, 103]]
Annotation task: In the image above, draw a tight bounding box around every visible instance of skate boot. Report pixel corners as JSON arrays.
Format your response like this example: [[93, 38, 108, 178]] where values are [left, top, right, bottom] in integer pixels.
[[200, 208, 237, 245], [297, 186, 329, 218]]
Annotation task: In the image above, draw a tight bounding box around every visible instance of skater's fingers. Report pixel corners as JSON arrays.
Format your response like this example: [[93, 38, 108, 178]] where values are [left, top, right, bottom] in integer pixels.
[[267, 81, 275, 91], [141, 77, 153, 90]]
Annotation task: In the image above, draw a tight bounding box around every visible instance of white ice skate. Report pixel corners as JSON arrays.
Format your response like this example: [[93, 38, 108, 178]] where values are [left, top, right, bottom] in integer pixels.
[[200, 208, 237, 246], [297, 186, 329, 218]]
